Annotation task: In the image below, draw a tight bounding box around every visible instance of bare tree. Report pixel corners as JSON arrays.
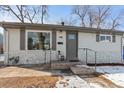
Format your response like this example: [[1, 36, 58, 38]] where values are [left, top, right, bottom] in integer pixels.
[[24, 5, 48, 24], [72, 5, 90, 27], [25, 6, 40, 23], [0, 5, 48, 24], [94, 6, 111, 28], [87, 7, 96, 28], [72, 5, 111, 28], [56, 16, 77, 26], [110, 13, 123, 30], [40, 5, 48, 24], [0, 5, 26, 23]]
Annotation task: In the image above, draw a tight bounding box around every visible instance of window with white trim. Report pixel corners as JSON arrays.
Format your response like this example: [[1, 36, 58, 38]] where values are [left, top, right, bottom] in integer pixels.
[[28, 32, 50, 50], [100, 35, 112, 42]]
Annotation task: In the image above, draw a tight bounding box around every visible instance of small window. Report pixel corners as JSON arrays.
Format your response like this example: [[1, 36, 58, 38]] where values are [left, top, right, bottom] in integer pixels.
[[68, 34, 76, 40], [106, 36, 111, 42], [100, 35, 112, 42], [100, 36, 106, 41]]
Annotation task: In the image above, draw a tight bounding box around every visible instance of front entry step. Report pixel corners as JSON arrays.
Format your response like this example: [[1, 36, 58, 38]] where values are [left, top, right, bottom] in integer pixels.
[[69, 58, 79, 62], [51, 62, 82, 69], [70, 65, 96, 75], [69, 59, 79, 62]]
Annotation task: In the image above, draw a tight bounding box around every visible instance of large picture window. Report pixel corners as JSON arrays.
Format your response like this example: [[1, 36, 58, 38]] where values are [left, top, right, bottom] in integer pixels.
[[28, 32, 50, 50]]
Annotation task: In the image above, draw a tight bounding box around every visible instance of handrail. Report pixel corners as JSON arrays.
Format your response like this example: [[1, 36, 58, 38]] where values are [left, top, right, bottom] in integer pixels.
[[79, 48, 96, 52], [44, 48, 52, 68], [79, 48, 97, 72]]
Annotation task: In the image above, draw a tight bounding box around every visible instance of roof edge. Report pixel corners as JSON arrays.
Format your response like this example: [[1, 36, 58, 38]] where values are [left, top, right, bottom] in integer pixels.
[[0, 21, 124, 34]]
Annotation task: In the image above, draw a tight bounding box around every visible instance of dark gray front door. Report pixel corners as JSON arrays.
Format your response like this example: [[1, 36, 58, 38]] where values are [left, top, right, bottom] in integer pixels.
[[66, 31, 78, 61]]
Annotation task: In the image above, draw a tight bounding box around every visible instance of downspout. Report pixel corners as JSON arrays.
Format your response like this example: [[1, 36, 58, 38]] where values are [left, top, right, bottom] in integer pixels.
[[3, 27, 9, 65], [8, 29, 9, 65], [121, 35, 124, 62], [1, 23, 9, 65]]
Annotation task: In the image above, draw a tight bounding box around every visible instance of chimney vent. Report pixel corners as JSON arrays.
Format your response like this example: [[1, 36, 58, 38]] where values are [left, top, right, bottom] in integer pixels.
[[61, 22, 64, 26]]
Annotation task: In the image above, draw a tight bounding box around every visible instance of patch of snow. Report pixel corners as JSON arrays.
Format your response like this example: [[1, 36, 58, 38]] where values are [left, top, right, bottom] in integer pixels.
[[89, 83, 103, 88], [55, 75, 92, 88], [96, 66, 124, 87], [55, 75, 105, 88], [75, 65, 94, 69]]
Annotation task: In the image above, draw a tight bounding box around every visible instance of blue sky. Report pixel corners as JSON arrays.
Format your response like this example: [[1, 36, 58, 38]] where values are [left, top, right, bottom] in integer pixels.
[[47, 5, 124, 30], [0, 5, 73, 24], [48, 5, 72, 23], [48, 5, 124, 22], [0, 5, 124, 34], [0, 5, 124, 24], [0, 5, 124, 22]]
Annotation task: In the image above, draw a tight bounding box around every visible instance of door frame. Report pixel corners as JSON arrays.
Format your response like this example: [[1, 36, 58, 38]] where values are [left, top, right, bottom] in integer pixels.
[[66, 31, 78, 60]]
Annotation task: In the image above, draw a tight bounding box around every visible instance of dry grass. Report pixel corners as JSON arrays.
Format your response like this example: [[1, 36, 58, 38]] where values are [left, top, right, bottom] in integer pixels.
[[0, 66, 61, 88], [0, 66, 122, 88], [0, 76, 59, 88]]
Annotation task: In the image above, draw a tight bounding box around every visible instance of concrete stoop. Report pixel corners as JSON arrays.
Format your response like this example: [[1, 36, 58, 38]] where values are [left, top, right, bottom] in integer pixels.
[[70, 65, 96, 75], [50, 62, 82, 69]]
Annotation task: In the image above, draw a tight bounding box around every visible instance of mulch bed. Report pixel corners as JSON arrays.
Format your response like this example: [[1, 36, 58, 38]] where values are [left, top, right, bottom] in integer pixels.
[[0, 76, 60, 88]]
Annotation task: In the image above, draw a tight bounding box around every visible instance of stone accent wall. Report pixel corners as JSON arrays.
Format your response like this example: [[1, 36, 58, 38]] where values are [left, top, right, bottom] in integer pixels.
[[5, 50, 58, 65]]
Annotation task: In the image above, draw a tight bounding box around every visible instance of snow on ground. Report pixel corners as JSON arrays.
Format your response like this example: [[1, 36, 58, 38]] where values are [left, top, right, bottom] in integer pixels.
[[89, 83, 103, 88], [96, 66, 124, 87], [56, 75, 91, 88], [55, 71, 102, 88]]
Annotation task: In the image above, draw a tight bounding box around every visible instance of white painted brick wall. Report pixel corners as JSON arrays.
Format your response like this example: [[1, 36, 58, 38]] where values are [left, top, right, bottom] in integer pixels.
[[78, 32, 122, 64], [5, 50, 58, 65], [78, 49, 122, 64]]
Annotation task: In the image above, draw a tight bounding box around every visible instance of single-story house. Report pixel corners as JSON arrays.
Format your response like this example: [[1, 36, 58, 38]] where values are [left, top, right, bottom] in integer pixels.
[[0, 22, 124, 65]]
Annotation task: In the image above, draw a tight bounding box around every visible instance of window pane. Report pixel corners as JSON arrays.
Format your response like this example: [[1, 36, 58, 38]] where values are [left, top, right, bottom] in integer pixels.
[[28, 32, 50, 50], [106, 36, 111, 42], [100, 36, 105, 41], [68, 34, 76, 40]]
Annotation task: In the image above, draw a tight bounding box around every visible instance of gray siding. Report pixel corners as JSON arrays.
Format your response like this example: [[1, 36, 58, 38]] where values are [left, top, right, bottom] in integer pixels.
[[52, 31, 56, 50], [20, 28, 25, 50], [112, 34, 116, 42]]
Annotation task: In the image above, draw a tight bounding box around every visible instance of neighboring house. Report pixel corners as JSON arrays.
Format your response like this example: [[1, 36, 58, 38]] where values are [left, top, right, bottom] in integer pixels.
[[0, 22, 124, 65]]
